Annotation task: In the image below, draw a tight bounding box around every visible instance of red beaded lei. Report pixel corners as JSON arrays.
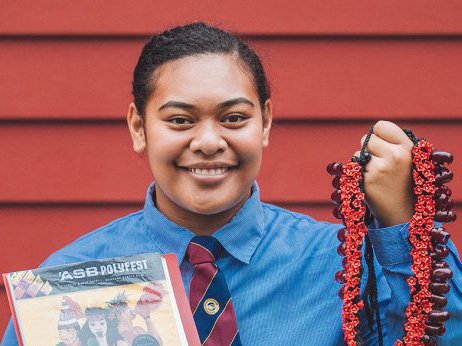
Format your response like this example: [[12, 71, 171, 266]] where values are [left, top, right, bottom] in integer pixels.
[[328, 130, 455, 346]]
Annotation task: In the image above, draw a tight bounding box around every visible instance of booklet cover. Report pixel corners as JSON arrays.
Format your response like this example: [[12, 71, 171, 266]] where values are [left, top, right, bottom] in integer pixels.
[[3, 253, 200, 346]]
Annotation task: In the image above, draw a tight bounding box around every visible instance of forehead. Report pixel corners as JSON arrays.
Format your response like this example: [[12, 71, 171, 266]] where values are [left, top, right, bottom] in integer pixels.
[[89, 314, 105, 321], [150, 54, 258, 106]]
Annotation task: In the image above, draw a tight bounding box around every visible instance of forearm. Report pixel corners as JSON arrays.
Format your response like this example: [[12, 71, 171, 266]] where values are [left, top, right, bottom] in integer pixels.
[[144, 317, 163, 345]]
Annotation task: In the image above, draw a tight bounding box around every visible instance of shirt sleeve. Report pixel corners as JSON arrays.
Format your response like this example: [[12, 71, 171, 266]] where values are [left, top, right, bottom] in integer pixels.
[[368, 222, 462, 345], [1, 320, 18, 346], [358, 252, 391, 345]]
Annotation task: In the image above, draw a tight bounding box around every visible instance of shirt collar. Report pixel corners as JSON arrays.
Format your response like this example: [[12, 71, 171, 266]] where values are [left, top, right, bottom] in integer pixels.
[[213, 182, 265, 264], [143, 182, 265, 265]]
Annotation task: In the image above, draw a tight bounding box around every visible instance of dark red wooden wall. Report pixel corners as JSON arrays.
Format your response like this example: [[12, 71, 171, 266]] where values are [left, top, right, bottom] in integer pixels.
[[1, 0, 462, 335]]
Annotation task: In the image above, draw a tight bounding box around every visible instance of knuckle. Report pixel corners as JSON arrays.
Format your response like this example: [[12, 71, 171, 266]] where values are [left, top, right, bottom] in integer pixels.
[[375, 161, 388, 175], [366, 161, 387, 183], [404, 137, 414, 150], [378, 120, 392, 127], [374, 120, 387, 130], [391, 147, 412, 164]]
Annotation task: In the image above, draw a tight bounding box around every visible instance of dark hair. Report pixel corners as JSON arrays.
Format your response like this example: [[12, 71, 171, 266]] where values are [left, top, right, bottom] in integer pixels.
[[132, 22, 271, 118], [57, 322, 81, 332]]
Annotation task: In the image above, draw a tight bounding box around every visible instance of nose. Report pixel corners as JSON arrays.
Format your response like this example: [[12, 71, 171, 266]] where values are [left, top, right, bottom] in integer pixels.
[[190, 120, 227, 155]]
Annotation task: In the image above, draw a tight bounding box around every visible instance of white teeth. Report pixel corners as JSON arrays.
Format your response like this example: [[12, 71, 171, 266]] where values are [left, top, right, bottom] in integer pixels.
[[189, 167, 230, 175]]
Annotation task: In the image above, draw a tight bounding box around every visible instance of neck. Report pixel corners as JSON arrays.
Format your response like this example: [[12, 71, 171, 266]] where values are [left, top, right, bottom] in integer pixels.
[[96, 336, 107, 346], [155, 187, 250, 235]]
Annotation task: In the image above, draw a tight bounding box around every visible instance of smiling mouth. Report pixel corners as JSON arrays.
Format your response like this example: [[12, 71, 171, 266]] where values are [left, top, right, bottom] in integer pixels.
[[187, 167, 231, 175]]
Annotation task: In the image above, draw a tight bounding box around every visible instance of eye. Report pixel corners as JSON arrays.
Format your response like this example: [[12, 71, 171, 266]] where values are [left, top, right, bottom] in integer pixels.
[[222, 114, 248, 124], [168, 116, 194, 126]]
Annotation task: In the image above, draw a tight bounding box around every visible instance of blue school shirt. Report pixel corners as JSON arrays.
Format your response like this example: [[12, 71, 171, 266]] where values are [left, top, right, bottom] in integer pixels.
[[2, 182, 462, 345]]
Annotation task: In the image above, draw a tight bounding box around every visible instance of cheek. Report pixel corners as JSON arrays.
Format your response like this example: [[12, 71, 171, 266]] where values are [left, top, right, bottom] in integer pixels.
[[231, 126, 264, 163], [146, 128, 187, 166]]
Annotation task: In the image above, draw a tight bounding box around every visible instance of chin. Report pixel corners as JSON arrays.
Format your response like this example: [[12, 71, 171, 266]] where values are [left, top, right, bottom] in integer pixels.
[[188, 201, 231, 215], [186, 194, 242, 215]]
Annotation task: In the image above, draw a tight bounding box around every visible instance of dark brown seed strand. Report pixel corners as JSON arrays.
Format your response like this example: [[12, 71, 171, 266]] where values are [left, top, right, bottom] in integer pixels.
[[327, 162, 344, 176], [430, 228, 450, 245], [425, 323, 446, 337], [428, 309, 450, 323], [430, 150, 453, 164], [431, 268, 453, 283], [430, 294, 448, 308], [429, 282, 451, 295]]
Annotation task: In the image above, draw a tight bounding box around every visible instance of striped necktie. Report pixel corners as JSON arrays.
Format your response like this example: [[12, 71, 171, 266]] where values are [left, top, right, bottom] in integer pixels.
[[186, 236, 241, 346]]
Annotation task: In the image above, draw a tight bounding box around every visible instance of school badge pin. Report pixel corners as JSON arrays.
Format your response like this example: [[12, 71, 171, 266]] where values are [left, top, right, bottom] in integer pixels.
[[203, 298, 220, 315]]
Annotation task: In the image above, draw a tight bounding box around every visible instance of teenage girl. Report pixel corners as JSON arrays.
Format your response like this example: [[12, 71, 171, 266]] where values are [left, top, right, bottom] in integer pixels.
[[3, 22, 462, 345]]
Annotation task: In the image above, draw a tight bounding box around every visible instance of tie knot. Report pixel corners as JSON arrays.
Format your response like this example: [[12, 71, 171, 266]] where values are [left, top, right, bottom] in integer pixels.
[[186, 236, 224, 265]]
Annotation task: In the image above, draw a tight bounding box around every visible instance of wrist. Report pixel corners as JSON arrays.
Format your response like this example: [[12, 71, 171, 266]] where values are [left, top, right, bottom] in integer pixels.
[[375, 212, 413, 228], [371, 197, 414, 227]]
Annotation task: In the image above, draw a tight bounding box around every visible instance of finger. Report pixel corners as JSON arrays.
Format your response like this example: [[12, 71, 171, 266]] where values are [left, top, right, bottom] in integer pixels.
[[362, 155, 384, 175], [361, 133, 397, 158], [352, 150, 380, 170], [372, 120, 413, 147]]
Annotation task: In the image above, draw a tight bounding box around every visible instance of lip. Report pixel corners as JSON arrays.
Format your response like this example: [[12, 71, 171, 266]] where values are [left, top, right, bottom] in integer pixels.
[[179, 164, 236, 184], [179, 162, 237, 169]]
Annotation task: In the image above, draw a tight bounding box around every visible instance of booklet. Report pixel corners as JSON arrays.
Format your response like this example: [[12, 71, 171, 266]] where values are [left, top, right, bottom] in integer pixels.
[[3, 253, 200, 346]]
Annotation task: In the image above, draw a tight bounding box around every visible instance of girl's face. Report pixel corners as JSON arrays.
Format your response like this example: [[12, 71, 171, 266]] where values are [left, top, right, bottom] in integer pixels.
[[89, 316, 107, 338], [58, 327, 78, 344], [128, 54, 272, 219]]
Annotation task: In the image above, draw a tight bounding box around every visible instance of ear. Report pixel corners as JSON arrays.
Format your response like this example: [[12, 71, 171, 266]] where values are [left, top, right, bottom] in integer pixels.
[[127, 102, 146, 153], [262, 99, 273, 148]]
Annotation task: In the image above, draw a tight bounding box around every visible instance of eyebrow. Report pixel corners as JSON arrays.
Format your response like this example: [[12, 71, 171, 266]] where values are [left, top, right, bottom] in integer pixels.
[[158, 97, 255, 112], [158, 101, 196, 112], [217, 97, 255, 109]]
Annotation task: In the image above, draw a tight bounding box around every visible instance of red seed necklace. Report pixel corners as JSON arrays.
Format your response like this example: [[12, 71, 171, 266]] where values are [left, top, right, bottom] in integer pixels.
[[327, 128, 455, 346]]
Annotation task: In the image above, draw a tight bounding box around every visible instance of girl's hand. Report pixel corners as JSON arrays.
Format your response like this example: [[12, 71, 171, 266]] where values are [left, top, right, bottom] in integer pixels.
[[354, 120, 415, 227]]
